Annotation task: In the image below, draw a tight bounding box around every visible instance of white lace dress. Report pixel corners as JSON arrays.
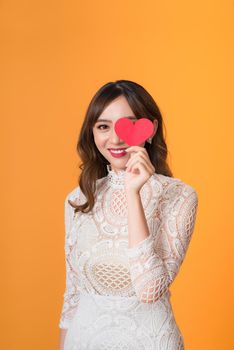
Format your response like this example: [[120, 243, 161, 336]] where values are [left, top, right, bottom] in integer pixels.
[[59, 168, 198, 350]]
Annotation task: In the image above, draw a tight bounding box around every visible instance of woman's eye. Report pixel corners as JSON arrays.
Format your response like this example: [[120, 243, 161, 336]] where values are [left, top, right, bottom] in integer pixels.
[[97, 124, 108, 130]]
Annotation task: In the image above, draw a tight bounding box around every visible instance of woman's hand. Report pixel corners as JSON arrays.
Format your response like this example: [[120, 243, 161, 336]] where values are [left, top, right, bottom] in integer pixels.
[[124, 146, 155, 194]]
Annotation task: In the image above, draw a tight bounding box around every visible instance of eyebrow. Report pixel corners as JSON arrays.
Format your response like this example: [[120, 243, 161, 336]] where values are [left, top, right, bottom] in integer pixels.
[[96, 116, 137, 123]]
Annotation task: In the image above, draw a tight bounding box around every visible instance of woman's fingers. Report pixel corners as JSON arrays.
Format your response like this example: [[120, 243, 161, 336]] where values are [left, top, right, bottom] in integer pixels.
[[126, 157, 155, 174]]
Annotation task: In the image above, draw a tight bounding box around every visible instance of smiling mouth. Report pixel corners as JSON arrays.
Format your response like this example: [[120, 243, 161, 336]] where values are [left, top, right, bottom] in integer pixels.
[[108, 148, 127, 157]]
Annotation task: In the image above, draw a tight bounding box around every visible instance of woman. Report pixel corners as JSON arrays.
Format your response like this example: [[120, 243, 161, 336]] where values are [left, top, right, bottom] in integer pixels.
[[58, 80, 198, 350]]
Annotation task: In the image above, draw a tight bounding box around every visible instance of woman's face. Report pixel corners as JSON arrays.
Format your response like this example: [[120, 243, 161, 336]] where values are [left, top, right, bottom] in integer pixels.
[[93, 95, 150, 173]]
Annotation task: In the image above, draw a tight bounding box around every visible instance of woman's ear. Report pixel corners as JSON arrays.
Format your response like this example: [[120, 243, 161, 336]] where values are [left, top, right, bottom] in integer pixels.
[[152, 119, 158, 137]]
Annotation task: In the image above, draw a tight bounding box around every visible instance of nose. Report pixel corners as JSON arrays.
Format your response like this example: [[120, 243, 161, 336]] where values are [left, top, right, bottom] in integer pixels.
[[109, 126, 122, 144]]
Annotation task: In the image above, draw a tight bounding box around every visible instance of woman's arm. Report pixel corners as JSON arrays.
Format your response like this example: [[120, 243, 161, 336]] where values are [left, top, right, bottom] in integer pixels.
[[59, 329, 67, 350], [126, 190, 150, 247], [58, 190, 81, 346], [126, 182, 198, 304]]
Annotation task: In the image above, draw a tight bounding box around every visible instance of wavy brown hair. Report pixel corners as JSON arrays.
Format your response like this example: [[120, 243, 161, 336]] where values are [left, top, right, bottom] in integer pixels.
[[69, 79, 173, 214]]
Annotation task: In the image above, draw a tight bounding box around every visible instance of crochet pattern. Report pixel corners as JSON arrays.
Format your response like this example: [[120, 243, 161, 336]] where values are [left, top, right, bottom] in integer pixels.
[[59, 169, 198, 350]]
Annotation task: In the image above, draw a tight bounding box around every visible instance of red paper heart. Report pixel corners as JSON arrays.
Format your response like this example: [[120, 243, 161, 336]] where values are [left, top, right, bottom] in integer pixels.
[[114, 117, 154, 146]]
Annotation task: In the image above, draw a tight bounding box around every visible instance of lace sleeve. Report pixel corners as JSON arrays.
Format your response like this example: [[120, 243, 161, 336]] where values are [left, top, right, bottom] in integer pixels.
[[59, 192, 81, 329], [126, 183, 198, 303]]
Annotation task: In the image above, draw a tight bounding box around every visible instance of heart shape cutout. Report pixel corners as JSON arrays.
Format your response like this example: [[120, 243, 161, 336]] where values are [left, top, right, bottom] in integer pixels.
[[114, 117, 154, 146]]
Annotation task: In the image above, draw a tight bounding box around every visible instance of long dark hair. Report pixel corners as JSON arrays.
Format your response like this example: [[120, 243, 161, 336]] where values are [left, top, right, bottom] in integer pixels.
[[69, 79, 173, 214]]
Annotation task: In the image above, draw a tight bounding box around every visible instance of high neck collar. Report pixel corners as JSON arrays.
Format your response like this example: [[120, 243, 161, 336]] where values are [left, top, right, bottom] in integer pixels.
[[106, 165, 126, 188]]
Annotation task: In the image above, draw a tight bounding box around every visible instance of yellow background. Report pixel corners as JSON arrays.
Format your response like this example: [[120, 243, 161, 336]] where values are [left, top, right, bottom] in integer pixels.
[[1, 1, 233, 349]]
